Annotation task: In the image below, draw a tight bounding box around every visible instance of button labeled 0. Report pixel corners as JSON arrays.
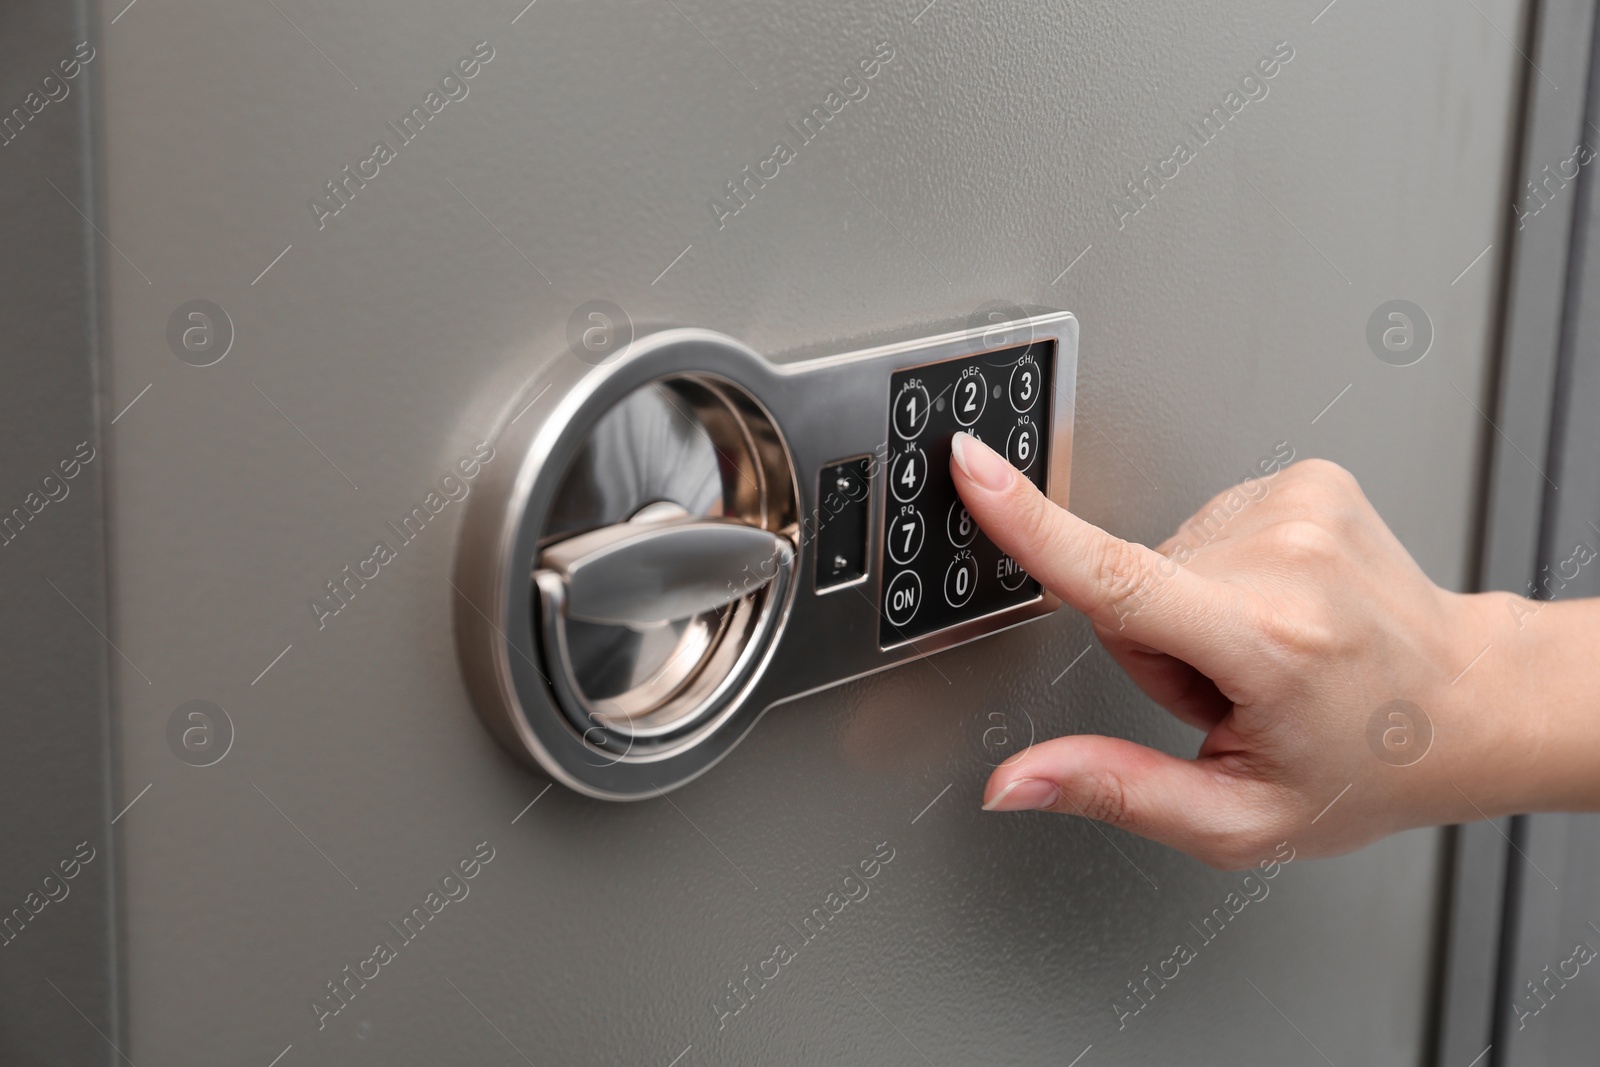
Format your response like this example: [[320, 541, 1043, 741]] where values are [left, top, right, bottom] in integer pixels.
[[944, 553, 978, 608]]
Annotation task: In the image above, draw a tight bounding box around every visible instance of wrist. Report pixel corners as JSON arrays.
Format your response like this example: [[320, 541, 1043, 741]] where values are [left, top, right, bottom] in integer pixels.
[[1441, 592, 1600, 817]]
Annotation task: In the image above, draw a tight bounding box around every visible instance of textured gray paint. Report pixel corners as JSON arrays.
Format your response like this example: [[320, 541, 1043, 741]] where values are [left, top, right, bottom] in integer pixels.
[[0, 1, 117, 1064], [94, 1, 1525, 1063]]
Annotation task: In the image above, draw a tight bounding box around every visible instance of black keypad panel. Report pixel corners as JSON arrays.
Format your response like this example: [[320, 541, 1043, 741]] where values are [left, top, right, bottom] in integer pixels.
[[878, 340, 1053, 646]]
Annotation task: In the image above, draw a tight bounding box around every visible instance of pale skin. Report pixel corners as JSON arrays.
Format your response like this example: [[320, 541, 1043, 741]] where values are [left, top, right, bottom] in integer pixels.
[[949, 431, 1600, 870]]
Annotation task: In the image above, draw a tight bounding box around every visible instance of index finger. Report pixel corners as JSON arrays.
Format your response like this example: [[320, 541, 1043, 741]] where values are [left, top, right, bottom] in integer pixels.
[[950, 432, 1261, 678]]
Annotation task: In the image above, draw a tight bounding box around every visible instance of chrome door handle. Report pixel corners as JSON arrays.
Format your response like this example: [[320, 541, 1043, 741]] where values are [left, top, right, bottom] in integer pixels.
[[537, 516, 795, 627]]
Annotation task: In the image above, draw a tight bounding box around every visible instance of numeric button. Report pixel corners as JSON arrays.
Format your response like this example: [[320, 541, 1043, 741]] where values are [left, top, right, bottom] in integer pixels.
[[953, 370, 987, 427], [886, 507, 925, 565], [1007, 419, 1039, 472], [893, 382, 931, 440], [944, 553, 978, 608], [890, 448, 927, 502], [947, 500, 977, 548], [1009, 358, 1040, 413]]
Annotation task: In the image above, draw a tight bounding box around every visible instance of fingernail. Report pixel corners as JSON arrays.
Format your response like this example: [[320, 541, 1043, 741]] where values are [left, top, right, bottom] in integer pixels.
[[982, 777, 1061, 812], [951, 432, 1014, 492]]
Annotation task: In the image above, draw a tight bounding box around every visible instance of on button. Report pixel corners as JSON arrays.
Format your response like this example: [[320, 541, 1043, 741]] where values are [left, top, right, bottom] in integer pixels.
[[884, 570, 922, 629]]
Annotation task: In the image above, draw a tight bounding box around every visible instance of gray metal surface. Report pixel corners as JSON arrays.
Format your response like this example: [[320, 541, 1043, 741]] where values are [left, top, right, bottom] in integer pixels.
[[0, 1, 117, 1064], [88, 0, 1526, 1063], [1432, 4, 1598, 1065], [1494, 4, 1600, 1061]]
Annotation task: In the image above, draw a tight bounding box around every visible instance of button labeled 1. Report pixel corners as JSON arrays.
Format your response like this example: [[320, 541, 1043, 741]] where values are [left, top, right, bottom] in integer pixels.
[[893, 381, 930, 440]]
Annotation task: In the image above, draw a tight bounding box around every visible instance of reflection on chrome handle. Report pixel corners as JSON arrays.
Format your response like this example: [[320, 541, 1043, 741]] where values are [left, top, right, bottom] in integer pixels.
[[537, 516, 794, 627]]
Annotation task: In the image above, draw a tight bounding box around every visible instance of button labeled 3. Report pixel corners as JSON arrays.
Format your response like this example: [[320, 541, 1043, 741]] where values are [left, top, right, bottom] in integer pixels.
[[1009, 356, 1041, 413]]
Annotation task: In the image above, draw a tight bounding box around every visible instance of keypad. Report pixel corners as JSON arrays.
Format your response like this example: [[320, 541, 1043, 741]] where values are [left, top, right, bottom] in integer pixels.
[[879, 341, 1053, 646]]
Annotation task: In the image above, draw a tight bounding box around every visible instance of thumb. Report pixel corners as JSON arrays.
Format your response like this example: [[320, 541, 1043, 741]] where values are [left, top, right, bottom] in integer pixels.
[[981, 735, 1275, 869]]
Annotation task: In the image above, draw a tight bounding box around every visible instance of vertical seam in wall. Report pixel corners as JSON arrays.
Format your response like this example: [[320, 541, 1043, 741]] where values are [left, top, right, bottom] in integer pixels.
[[77, 0, 121, 1060], [1485, 7, 1600, 1065], [1430, 2, 1549, 1064], [1467, 0, 1549, 598], [1538, 14, 1600, 542]]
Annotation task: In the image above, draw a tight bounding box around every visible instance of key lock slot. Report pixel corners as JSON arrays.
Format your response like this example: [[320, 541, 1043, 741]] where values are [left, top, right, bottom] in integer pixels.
[[454, 312, 1078, 799]]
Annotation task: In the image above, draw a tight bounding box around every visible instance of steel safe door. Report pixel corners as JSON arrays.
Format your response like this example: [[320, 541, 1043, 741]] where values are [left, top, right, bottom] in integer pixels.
[[30, 0, 1529, 1063]]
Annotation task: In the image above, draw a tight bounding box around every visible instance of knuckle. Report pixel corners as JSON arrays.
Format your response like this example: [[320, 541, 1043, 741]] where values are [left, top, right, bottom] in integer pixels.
[[1267, 460, 1370, 538], [1016, 491, 1062, 553], [1199, 836, 1269, 872], [1194, 801, 1285, 871], [1089, 537, 1156, 618], [1284, 458, 1360, 499], [1255, 599, 1338, 660], [1260, 519, 1342, 566], [1071, 770, 1131, 827]]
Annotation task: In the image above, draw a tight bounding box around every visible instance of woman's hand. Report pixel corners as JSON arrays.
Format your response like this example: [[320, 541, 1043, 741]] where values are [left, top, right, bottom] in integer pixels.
[[950, 431, 1599, 869]]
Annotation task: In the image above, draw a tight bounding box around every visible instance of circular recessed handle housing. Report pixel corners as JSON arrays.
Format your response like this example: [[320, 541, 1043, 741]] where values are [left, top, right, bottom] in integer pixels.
[[453, 330, 799, 800]]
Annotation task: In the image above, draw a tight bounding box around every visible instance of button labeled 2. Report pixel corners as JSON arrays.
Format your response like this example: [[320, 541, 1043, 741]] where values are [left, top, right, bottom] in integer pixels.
[[953, 368, 987, 427]]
